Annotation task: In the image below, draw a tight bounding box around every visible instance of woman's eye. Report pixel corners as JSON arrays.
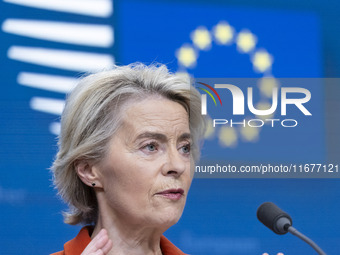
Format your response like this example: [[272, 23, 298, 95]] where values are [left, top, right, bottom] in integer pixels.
[[180, 144, 190, 154], [146, 144, 156, 151], [142, 143, 158, 152]]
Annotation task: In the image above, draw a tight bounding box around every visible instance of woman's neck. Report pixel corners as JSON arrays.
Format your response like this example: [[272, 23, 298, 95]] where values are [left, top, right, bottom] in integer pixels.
[[91, 203, 164, 255]]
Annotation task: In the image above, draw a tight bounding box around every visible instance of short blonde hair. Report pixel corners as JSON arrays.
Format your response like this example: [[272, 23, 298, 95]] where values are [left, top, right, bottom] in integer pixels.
[[51, 63, 205, 225]]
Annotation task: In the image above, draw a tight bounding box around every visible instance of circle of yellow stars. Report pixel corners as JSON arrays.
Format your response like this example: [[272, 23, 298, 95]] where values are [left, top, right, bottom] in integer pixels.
[[175, 21, 278, 148]]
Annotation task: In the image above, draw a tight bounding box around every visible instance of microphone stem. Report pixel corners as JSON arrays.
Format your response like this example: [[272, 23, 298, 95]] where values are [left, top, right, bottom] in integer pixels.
[[287, 226, 326, 255]]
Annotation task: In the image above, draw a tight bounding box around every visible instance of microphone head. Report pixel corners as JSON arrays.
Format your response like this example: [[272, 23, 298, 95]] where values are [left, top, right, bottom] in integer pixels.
[[257, 202, 292, 235]]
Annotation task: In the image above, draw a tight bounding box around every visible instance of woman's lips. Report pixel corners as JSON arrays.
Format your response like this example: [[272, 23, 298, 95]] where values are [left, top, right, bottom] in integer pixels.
[[155, 188, 184, 200]]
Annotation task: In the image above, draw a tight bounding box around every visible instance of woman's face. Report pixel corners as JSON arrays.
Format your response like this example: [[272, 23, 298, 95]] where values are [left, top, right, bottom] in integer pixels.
[[94, 97, 193, 230]]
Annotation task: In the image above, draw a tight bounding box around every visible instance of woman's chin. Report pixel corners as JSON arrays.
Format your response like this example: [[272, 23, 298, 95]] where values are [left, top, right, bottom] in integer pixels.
[[150, 209, 184, 229]]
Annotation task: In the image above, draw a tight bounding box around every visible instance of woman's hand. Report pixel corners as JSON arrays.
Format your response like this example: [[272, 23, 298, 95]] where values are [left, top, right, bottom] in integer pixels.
[[81, 229, 113, 255]]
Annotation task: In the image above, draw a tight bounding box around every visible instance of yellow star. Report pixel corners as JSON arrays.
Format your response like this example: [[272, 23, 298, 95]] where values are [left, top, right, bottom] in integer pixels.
[[191, 26, 211, 50], [218, 126, 237, 147], [175, 71, 191, 84], [204, 116, 215, 140], [176, 45, 197, 68], [236, 30, 257, 53], [252, 50, 273, 73], [240, 123, 260, 142], [257, 77, 280, 98], [213, 21, 234, 45]]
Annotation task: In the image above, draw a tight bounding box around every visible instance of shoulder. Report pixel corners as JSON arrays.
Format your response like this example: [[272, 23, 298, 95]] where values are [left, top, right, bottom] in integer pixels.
[[50, 226, 92, 255], [51, 227, 187, 255], [160, 235, 188, 255], [50, 252, 64, 255]]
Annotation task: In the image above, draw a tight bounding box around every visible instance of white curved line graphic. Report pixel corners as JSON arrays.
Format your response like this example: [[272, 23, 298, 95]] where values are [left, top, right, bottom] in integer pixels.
[[18, 72, 78, 94], [2, 19, 114, 47], [8, 46, 115, 72], [30, 97, 65, 115], [3, 0, 113, 18]]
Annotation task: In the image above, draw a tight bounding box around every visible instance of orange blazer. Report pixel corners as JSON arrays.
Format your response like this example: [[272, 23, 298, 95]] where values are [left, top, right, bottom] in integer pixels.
[[51, 226, 187, 255]]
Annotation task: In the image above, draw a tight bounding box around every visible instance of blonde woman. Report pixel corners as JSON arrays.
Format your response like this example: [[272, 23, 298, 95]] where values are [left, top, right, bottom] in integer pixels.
[[51, 63, 205, 255]]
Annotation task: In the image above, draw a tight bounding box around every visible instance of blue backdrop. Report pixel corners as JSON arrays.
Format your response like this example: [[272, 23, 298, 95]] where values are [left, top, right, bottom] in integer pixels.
[[1, 0, 339, 254]]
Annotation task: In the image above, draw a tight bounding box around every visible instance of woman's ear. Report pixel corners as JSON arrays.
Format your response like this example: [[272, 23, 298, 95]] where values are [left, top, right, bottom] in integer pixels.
[[75, 160, 103, 188]]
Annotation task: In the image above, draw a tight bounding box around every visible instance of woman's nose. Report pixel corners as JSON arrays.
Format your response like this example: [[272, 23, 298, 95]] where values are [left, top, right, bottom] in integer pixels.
[[161, 147, 187, 177]]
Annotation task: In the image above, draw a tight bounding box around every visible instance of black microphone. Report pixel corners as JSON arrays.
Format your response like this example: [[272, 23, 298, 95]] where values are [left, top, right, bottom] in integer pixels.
[[257, 202, 327, 255]]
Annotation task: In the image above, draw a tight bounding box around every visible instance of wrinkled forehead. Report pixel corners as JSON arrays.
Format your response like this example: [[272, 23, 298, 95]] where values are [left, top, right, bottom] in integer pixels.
[[118, 97, 190, 140]]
